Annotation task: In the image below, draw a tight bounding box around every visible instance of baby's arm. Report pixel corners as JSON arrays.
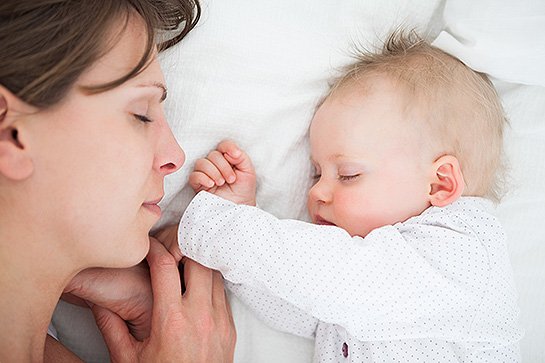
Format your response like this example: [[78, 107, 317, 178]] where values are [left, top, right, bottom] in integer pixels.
[[153, 224, 320, 339], [179, 195, 366, 335], [179, 193, 504, 343], [189, 140, 256, 206], [226, 281, 319, 339], [185, 141, 319, 337]]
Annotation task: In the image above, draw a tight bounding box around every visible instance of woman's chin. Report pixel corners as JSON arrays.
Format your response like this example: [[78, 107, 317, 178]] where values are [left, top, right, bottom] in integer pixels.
[[131, 236, 151, 265], [109, 235, 151, 268]]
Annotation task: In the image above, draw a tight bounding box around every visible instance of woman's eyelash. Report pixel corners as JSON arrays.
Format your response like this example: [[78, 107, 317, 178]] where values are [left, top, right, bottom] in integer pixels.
[[338, 174, 360, 181], [134, 114, 153, 123]]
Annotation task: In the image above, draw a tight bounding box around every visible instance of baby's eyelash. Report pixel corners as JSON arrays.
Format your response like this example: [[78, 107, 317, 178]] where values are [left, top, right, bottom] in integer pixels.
[[338, 174, 360, 181], [134, 114, 153, 123], [312, 174, 321, 180]]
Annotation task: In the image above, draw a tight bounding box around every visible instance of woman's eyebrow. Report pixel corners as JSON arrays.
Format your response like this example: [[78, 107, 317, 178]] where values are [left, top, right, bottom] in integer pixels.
[[137, 82, 167, 102]]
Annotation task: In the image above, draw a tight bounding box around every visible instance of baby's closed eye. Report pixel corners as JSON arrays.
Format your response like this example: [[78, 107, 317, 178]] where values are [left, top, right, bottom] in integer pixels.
[[338, 174, 360, 181]]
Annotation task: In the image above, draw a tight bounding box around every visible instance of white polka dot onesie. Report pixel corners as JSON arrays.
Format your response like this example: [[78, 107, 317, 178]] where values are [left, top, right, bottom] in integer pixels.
[[179, 192, 522, 363]]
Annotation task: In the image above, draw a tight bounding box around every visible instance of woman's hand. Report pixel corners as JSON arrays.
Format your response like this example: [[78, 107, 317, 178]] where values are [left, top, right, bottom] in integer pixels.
[[154, 224, 184, 263], [92, 238, 236, 362], [63, 263, 153, 341], [189, 140, 257, 206]]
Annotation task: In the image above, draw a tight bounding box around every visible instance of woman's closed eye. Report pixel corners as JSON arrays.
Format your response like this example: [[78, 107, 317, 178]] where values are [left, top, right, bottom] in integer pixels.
[[133, 113, 153, 123]]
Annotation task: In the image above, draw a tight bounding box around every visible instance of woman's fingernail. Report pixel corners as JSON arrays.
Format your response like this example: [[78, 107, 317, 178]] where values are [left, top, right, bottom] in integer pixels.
[[227, 175, 236, 183]]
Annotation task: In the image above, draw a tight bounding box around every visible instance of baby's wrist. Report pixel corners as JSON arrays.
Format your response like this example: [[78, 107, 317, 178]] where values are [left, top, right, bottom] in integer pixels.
[[244, 198, 256, 207], [211, 191, 255, 206], [229, 194, 256, 206]]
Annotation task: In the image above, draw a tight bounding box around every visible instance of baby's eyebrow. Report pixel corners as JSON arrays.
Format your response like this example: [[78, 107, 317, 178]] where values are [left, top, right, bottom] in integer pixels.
[[331, 153, 346, 160]]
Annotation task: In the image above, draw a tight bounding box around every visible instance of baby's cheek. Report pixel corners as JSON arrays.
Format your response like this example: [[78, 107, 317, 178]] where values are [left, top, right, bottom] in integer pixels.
[[336, 191, 386, 235], [335, 193, 364, 223]]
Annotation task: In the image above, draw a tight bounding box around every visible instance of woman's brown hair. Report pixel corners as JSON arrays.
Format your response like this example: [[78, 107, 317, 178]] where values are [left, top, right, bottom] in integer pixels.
[[0, 0, 200, 108]]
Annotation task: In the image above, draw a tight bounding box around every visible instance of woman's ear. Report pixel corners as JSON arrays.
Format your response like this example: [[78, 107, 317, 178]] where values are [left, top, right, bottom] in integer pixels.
[[428, 155, 465, 207], [0, 85, 34, 181]]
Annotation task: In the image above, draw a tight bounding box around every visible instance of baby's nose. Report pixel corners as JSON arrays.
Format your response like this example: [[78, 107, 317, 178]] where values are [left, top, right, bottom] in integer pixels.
[[309, 180, 332, 204]]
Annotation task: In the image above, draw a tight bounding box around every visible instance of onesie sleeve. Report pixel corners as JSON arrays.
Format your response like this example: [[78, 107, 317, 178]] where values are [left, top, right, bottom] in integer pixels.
[[225, 281, 319, 339], [179, 192, 501, 342]]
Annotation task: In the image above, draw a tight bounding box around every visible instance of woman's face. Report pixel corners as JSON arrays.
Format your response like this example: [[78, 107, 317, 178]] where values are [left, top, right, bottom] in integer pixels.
[[21, 16, 184, 268]]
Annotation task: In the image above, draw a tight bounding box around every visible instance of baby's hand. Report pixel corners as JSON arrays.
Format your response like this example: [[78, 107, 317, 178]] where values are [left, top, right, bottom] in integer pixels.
[[189, 140, 257, 206]]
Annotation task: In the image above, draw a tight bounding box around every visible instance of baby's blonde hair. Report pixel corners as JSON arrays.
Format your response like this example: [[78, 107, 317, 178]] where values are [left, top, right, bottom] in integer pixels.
[[330, 31, 507, 202]]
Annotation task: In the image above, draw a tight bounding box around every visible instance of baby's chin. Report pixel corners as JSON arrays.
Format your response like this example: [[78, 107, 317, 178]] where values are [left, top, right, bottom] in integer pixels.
[[343, 224, 377, 239], [312, 219, 371, 238]]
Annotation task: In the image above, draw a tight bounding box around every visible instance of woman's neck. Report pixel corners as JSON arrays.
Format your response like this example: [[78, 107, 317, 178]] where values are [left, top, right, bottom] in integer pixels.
[[0, 227, 77, 362]]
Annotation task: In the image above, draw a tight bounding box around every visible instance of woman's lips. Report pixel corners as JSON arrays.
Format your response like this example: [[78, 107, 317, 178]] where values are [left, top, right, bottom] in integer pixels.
[[142, 195, 163, 217], [142, 203, 162, 216], [144, 196, 163, 205]]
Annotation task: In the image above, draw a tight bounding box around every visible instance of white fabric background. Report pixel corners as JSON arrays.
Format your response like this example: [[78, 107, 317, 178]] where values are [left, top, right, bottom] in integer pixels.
[[52, 0, 545, 361]]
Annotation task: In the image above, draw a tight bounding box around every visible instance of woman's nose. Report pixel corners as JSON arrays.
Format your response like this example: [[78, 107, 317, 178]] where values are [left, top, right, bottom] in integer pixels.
[[155, 124, 185, 176]]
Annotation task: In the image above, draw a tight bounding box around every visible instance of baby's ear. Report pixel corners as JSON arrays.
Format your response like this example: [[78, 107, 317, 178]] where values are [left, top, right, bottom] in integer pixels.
[[428, 155, 465, 207], [0, 85, 34, 181]]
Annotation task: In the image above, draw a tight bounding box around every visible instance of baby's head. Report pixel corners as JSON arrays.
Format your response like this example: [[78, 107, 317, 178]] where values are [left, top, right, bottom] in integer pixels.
[[307, 31, 506, 237]]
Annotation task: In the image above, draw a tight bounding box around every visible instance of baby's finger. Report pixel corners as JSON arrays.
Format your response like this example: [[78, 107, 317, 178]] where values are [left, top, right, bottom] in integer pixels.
[[216, 140, 254, 174], [207, 150, 236, 184], [216, 140, 241, 159], [188, 171, 215, 192], [194, 158, 225, 186]]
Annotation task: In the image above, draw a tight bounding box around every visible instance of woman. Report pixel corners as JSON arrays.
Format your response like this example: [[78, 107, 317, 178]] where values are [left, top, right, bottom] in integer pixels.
[[0, 0, 235, 361]]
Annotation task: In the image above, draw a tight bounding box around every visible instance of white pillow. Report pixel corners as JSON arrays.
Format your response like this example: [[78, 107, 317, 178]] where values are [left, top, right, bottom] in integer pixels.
[[432, 0, 545, 87]]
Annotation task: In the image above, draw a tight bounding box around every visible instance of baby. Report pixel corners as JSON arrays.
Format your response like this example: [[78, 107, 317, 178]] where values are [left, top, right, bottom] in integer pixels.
[[170, 32, 522, 362]]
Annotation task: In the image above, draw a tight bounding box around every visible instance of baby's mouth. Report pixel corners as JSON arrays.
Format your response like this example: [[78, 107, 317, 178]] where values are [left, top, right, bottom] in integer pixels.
[[314, 215, 336, 226]]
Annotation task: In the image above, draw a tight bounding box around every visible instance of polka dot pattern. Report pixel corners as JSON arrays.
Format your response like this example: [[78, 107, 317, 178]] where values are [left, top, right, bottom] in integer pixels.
[[180, 192, 523, 362]]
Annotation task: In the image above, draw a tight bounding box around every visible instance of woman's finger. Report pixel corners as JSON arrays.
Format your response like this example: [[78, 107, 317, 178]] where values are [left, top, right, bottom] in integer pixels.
[[91, 305, 137, 362], [183, 258, 213, 305], [207, 150, 236, 184], [194, 158, 225, 186], [225, 290, 235, 328], [153, 226, 184, 263], [224, 290, 237, 351], [146, 239, 182, 313], [211, 270, 226, 309]]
